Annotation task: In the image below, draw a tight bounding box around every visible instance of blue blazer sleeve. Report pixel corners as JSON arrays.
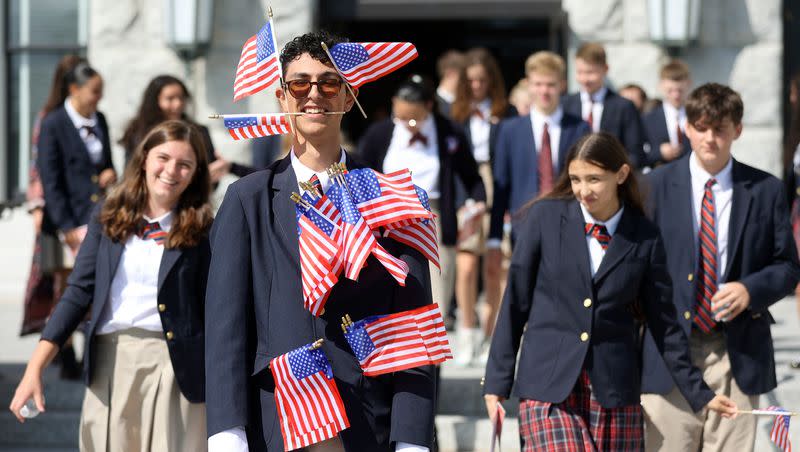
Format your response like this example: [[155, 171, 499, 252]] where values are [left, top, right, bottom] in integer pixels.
[[38, 115, 78, 231], [388, 242, 437, 447], [640, 231, 714, 412], [484, 205, 542, 397], [40, 206, 103, 346], [489, 125, 512, 241], [205, 184, 254, 436], [739, 181, 800, 311]]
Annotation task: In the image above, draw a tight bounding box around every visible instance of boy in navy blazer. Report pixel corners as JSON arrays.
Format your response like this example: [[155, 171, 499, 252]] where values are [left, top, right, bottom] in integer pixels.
[[640, 83, 800, 451], [562, 42, 646, 168], [642, 59, 692, 167], [204, 32, 436, 452]]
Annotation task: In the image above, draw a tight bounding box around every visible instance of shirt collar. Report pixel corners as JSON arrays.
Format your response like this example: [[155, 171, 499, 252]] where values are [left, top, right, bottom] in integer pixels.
[[689, 152, 734, 190], [436, 87, 455, 104], [143, 210, 173, 232], [579, 202, 624, 236], [474, 98, 492, 114], [63, 98, 97, 129], [530, 106, 564, 128], [580, 86, 608, 104], [290, 148, 347, 193], [662, 102, 685, 119]]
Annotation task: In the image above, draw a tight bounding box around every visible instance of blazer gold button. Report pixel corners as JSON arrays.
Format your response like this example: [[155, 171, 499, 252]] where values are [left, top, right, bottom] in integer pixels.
[[90, 194, 99, 202], [583, 298, 592, 308], [91, 174, 99, 183], [158, 304, 166, 312], [580, 332, 589, 342], [480, 377, 485, 386], [684, 311, 691, 320], [687, 273, 694, 282], [165, 331, 174, 340]]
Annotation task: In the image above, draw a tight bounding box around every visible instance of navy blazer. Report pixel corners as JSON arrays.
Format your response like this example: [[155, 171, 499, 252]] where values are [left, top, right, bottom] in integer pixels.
[[484, 199, 715, 412], [40, 205, 211, 403], [642, 104, 691, 167], [642, 155, 800, 396], [562, 90, 646, 168], [204, 154, 436, 451], [357, 113, 487, 246], [38, 106, 114, 233], [489, 112, 590, 240]]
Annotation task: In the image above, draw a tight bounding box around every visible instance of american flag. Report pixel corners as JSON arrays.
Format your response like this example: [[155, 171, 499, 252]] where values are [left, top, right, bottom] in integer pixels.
[[344, 168, 432, 230], [384, 185, 439, 269], [297, 200, 341, 316], [767, 406, 792, 452], [328, 42, 418, 88], [233, 20, 281, 102], [224, 114, 290, 140], [270, 343, 350, 451], [326, 182, 409, 285], [343, 303, 452, 376]]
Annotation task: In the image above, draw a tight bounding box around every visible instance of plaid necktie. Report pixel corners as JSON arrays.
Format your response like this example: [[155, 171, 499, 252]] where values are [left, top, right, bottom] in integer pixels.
[[140, 221, 167, 245], [695, 178, 718, 332], [585, 223, 611, 250]]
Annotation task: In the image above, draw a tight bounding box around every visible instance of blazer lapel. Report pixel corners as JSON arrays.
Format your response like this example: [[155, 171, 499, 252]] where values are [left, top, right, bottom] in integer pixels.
[[593, 209, 636, 283], [562, 201, 592, 290], [158, 247, 184, 291], [60, 109, 94, 167], [670, 157, 697, 265], [557, 118, 574, 173], [94, 238, 125, 316], [272, 156, 302, 272], [723, 160, 753, 281]]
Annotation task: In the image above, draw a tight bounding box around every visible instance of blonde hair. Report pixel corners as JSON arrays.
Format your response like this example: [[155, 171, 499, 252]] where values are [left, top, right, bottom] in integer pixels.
[[525, 51, 566, 79]]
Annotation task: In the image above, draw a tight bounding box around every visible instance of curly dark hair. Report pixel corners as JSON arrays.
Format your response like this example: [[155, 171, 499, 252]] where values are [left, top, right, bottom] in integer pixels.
[[279, 30, 347, 77]]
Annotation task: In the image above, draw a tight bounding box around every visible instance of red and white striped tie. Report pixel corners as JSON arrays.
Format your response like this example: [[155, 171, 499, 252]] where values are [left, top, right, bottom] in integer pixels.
[[695, 178, 718, 333]]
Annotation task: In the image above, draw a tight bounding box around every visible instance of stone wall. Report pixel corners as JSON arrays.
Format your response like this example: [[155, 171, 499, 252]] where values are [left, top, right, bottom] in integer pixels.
[[88, 0, 314, 190], [562, 0, 783, 176]]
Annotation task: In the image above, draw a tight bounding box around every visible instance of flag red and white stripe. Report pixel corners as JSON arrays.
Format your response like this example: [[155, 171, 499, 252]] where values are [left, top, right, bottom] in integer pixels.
[[223, 113, 291, 140], [385, 218, 439, 270], [767, 406, 793, 452], [233, 20, 281, 101], [345, 168, 432, 230], [329, 42, 418, 89]]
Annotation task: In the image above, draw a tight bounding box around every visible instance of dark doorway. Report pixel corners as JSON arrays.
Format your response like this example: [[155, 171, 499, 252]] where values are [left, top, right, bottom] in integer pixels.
[[784, 0, 800, 171], [318, 13, 565, 145]]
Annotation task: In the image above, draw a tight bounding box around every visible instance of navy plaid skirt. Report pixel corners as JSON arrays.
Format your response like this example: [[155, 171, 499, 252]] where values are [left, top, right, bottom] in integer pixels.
[[518, 370, 644, 451]]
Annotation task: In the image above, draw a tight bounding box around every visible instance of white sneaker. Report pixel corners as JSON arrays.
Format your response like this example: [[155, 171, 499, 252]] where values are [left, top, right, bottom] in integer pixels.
[[474, 339, 491, 366], [454, 327, 478, 366]]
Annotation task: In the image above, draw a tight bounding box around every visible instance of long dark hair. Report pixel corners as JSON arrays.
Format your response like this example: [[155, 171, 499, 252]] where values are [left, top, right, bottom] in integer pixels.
[[450, 48, 509, 123], [119, 75, 191, 157], [41, 55, 88, 116], [100, 120, 212, 248], [537, 132, 644, 214]]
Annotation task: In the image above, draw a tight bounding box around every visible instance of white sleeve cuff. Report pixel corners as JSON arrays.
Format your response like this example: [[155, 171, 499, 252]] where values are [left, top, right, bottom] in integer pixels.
[[396, 441, 429, 452], [485, 238, 502, 249], [208, 426, 249, 452]]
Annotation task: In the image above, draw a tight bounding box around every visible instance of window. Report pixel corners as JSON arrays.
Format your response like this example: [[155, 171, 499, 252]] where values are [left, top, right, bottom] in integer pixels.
[[4, 0, 87, 200]]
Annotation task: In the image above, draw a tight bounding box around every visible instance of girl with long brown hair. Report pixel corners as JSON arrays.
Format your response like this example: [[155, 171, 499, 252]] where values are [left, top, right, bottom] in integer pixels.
[[483, 132, 736, 450], [11, 120, 213, 451]]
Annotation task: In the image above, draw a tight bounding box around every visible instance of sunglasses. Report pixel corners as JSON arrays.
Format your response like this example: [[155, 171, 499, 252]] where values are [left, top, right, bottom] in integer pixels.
[[283, 78, 344, 99]]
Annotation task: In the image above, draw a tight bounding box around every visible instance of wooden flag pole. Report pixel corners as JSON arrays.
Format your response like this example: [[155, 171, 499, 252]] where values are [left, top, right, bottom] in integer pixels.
[[208, 112, 345, 119], [320, 42, 367, 119], [737, 409, 798, 416]]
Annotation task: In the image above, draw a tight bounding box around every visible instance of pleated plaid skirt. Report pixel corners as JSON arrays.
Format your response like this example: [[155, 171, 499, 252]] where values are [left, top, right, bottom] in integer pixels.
[[518, 370, 644, 452]]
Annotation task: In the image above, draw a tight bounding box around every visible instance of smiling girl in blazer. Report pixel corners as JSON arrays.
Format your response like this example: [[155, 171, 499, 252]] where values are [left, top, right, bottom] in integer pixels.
[[482, 132, 736, 451], [11, 120, 213, 452]]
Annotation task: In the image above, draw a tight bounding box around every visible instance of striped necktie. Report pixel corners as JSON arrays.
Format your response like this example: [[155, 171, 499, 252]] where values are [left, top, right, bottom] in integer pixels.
[[585, 223, 611, 250], [695, 178, 718, 333], [140, 221, 167, 245]]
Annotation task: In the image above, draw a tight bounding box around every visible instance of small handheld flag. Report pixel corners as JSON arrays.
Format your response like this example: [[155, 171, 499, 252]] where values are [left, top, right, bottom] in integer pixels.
[[767, 406, 793, 452], [233, 20, 282, 102], [270, 340, 350, 451], [384, 185, 439, 269], [328, 42, 418, 89], [343, 168, 432, 230], [221, 113, 291, 140]]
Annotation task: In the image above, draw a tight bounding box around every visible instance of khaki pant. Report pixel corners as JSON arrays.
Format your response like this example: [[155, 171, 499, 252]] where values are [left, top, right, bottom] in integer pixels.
[[80, 329, 206, 452], [429, 199, 456, 308], [641, 329, 758, 452]]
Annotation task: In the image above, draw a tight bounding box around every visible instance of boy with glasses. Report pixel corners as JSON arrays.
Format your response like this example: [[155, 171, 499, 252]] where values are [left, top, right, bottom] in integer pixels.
[[205, 31, 436, 452]]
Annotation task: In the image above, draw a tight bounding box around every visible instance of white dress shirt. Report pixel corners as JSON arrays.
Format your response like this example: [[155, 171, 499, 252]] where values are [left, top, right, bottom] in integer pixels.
[[208, 150, 430, 452], [580, 86, 608, 133], [290, 147, 347, 193], [662, 102, 687, 147], [436, 87, 455, 104], [63, 98, 104, 165], [95, 211, 172, 335], [580, 203, 624, 276], [383, 115, 441, 199], [469, 98, 492, 163], [689, 153, 733, 283], [530, 106, 563, 171]]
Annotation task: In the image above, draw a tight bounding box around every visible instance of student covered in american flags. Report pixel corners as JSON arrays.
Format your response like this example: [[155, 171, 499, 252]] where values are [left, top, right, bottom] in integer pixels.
[[205, 31, 437, 452]]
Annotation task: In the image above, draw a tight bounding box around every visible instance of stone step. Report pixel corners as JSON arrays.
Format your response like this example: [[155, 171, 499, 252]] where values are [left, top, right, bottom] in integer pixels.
[[435, 414, 519, 452], [438, 361, 519, 418], [0, 411, 79, 448]]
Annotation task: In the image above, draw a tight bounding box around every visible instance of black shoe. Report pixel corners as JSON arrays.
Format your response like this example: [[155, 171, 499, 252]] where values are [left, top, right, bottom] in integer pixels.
[[791, 358, 800, 369], [58, 345, 82, 380]]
